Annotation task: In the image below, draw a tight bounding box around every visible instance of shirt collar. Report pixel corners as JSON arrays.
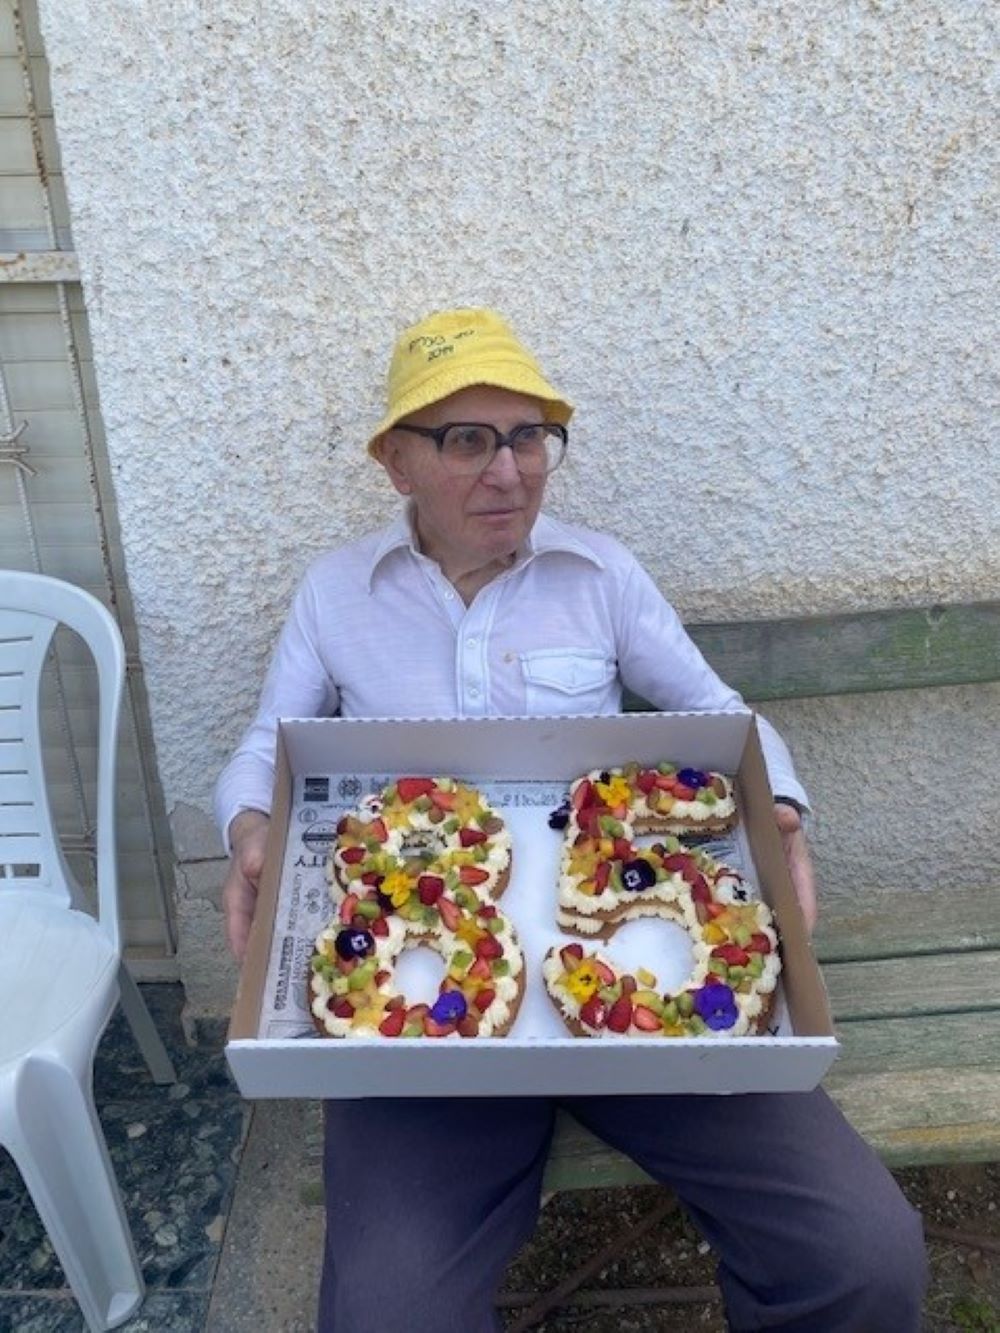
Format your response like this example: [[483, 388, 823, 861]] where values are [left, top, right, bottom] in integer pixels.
[[365, 506, 603, 590]]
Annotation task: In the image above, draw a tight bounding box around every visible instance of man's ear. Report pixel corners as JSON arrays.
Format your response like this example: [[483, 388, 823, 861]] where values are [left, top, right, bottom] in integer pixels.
[[373, 431, 413, 496]]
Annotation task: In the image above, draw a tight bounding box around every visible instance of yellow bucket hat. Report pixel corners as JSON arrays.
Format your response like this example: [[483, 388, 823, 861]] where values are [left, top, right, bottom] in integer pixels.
[[368, 307, 573, 455]]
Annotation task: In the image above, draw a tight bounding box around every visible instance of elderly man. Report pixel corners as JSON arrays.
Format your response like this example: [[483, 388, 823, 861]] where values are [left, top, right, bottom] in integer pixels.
[[216, 309, 926, 1333]]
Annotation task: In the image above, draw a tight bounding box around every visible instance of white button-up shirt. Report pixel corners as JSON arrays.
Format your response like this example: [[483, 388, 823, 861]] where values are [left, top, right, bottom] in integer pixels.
[[214, 510, 808, 843]]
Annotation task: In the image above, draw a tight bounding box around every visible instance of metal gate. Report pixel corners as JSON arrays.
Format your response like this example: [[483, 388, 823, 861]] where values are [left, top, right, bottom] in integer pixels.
[[0, 0, 177, 973]]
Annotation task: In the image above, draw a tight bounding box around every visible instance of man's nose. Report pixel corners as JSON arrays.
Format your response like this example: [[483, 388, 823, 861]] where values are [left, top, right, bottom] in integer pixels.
[[481, 443, 521, 485]]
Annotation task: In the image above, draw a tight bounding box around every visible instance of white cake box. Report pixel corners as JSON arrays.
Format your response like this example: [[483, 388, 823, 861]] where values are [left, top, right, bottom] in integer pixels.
[[226, 712, 838, 1098]]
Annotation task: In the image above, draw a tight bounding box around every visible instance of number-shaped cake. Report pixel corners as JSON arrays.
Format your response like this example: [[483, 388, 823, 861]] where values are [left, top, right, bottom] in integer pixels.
[[543, 763, 782, 1037], [309, 777, 524, 1038]]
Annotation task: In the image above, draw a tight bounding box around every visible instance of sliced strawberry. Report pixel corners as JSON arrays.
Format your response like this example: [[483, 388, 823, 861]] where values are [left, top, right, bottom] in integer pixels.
[[680, 861, 702, 885], [423, 1016, 455, 1037], [397, 777, 436, 803], [572, 779, 595, 811], [620, 974, 638, 995], [370, 916, 390, 937], [749, 932, 773, 955], [593, 861, 612, 893], [406, 1002, 430, 1022], [479, 903, 498, 919], [468, 958, 492, 981], [340, 845, 365, 864], [655, 774, 678, 792], [474, 934, 503, 961], [607, 997, 633, 1033], [612, 837, 633, 863], [689, 873, 711, 903], [458, 865, 490, 886], [437, 896, 461, 931], [559, 945, 583, 971], [417, 874, 445, 905], [430, 787, 458, 811], [661, 853, 690, 874], [457, 1015, 480, 1038], [636, 770, 658, 794], [579, 994, 608, 1030], [459, 826, 488, 847], [712, 944, 750, 967], [474, 988, 496, 1012], [593, 959, 616, 986], [385, 995, 406, 1011], [366, 817, 388, 843], [330, 998, 354, 1019], [339, 892, 359, 924], [360, 870, 381, 885], [379, 1009, 406, 1037], [673, 783, 696, 801], [706, 902, 727, 919], [633, 1005, 661, 1032], [351, 914, 367, 930]]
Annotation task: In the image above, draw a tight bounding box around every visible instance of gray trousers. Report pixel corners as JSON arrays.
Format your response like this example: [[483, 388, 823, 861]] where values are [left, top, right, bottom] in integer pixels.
[[319, 1088, 927, 1332]]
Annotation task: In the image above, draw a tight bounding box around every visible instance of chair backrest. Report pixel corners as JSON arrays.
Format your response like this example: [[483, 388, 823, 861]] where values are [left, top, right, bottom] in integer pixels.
[[0, 571, 125, 950]]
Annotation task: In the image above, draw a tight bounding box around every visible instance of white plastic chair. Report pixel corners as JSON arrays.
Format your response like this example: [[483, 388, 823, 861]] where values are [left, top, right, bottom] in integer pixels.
[[0, 570, 176, 1330]]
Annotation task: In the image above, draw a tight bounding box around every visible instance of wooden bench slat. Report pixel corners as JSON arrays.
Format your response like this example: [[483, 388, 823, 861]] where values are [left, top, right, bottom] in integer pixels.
[[832, 1011, 1000, 1075], [827, 1067, 1000, 1167], [683, 600, 1000, 700], [816, 884, 1000, 961], [823, 951, 1000, 1020]]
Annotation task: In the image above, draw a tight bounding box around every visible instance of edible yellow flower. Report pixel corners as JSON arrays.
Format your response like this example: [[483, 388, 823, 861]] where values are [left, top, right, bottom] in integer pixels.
[[381, 870, 413, 907], [453, 786, 484, 826], [564, 963, 601, 1001], [595, 775, 631, 808]]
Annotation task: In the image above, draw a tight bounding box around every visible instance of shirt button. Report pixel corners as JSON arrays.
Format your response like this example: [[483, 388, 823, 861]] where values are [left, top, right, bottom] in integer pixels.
[[444, 590, 455, 600], [469, 686, 480, 698], [466, 637, 477, 648]]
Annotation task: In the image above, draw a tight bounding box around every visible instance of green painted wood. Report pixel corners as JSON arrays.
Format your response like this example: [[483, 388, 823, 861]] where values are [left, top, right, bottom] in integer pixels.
[[826, 1067, 1000, 1168], [622, 600, 1000, 703], [832, 1012, 1000, 1075], [823, 952, 1000, 1021], [543, 1113, 654, 1192], [815, 885, 1000, 962]]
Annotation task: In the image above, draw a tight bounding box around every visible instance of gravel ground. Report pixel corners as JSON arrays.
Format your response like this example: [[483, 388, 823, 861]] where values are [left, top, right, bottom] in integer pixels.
[[499, 1165, 1000, 1332]]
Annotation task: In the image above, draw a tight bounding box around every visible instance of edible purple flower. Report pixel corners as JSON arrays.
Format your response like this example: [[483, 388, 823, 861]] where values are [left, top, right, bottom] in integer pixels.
[[548, 802, 571, 830], [621, 858, 656, 892], [430, 991, 468, 1025], [335, 928, 374, 961], [677, 768, 709, 790], [693, 982, 738, 1031]]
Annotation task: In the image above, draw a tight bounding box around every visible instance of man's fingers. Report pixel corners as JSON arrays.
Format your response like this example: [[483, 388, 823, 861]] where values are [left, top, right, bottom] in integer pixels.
[[223, 867, 258, 962]]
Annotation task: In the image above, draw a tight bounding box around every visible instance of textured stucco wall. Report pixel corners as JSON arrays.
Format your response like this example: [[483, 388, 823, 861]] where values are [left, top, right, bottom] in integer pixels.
[[37, 1, 999, 1012]]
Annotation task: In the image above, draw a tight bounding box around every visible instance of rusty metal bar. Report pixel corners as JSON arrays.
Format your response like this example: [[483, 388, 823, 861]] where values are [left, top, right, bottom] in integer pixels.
[[503, 1193, 681, 1332], [499, 1284, 722, 1309]]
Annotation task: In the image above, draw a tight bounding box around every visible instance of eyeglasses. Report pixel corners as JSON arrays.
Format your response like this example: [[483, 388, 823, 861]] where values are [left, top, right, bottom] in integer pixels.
[[392, 421, 568, 476]]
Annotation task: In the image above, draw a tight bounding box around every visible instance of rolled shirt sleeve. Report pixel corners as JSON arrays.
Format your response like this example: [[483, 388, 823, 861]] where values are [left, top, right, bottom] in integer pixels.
[[213, 574, 339, 851]]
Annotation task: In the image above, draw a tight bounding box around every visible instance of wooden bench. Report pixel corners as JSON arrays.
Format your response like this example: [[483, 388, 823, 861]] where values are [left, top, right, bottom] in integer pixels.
[[545, 597, 1000, 1188], [298, 598, 999, 1198]]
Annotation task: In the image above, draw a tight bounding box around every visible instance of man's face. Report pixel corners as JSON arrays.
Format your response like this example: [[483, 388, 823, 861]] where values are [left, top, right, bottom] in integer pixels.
[[378, 385, 549, 574]]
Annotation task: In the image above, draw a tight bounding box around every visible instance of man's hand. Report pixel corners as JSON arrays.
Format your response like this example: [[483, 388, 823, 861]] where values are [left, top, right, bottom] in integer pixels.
[[774, 802, 817, 935], [223, 810, 271, 962]]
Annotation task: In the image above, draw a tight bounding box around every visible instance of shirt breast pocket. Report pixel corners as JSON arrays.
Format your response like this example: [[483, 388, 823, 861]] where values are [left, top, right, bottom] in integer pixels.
[[520, 648, 618, 717]]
